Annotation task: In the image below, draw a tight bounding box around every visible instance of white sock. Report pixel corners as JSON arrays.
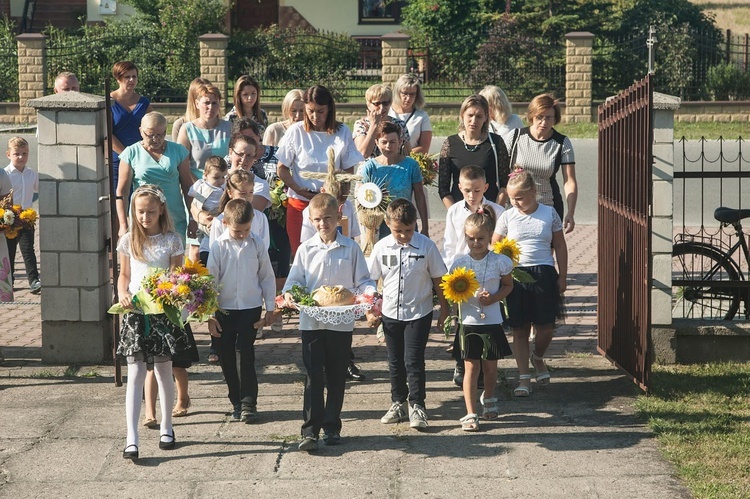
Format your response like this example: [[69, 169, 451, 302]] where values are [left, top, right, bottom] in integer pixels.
[[153, 361, 175, 441], [125, 360, 147, 448]]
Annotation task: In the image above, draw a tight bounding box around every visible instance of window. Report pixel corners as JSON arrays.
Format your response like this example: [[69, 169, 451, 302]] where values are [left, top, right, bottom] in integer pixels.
[[359, 0, 403, 24]]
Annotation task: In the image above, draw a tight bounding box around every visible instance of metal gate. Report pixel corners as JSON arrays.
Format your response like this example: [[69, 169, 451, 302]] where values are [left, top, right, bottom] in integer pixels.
[[597, 74, 653, 392]]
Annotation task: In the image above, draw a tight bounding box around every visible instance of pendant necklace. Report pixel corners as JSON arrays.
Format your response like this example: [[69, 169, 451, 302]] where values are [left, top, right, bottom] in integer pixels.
[[478, 253, 490, 319], [462, 132, 484, 153]]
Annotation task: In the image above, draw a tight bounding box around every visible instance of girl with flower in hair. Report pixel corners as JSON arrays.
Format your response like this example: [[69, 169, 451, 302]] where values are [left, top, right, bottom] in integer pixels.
[[117, 185, 193, 460]]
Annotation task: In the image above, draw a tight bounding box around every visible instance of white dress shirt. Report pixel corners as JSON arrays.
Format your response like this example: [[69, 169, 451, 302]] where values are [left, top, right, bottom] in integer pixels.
[[209, 210, 270, 252], [369, 232, 447, 321], [442, 198, 504, 268], [207, 231, 276, 311], [283, 232, 376, 332], [4, 164, 38, 209]]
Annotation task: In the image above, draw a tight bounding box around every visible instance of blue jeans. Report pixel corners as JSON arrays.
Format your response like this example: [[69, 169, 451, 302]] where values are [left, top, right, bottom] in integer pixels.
[[6, 227, 38, 284]]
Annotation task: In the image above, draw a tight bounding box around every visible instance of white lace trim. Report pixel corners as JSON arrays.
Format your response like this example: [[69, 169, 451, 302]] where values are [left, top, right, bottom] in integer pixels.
[[295, 301, 373, 325]]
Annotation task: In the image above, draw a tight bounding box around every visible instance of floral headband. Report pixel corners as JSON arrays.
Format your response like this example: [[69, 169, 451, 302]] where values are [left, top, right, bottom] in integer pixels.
[[133, 184, 167, 204]]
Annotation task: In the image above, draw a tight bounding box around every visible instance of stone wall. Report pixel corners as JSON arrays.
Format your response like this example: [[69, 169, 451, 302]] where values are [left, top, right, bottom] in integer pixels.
[[30, 92, 111, 363]]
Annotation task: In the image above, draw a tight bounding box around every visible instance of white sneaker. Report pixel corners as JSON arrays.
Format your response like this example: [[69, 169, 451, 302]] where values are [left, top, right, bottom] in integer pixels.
[[380, 402, 407, 424], [409, 403, 428, 429], [256, 327, 264, 339]]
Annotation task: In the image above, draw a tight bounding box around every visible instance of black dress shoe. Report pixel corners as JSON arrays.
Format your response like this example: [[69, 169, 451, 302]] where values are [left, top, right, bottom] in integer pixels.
[[123, 444, 139, 459], [159, 430, 176, 450], [346, 363, 366, 381]]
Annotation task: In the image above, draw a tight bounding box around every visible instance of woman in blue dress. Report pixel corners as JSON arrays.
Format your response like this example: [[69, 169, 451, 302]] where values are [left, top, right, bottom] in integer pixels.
[[110, 61, 153, 193]]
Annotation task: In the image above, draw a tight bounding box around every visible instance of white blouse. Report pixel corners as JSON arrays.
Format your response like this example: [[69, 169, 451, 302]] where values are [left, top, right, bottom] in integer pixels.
[[117, 232, 184, 295]]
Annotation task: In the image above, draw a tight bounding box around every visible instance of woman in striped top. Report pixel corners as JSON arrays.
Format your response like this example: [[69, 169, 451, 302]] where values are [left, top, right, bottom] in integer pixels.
[[503, 94, 577, 233]]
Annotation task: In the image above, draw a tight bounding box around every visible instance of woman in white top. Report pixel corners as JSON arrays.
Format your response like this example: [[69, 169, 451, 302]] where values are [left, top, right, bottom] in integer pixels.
[[276, 85, 364, 256], [388, 74, 433, 153], [263, 89, 305, 147], [479, 85, 524, 139]]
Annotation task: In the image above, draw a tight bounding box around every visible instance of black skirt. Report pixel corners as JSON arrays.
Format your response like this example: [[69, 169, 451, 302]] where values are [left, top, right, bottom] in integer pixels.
[[117, 312, 193, 362], [505, 265, 563, 327], [460, 323, 512, 360]]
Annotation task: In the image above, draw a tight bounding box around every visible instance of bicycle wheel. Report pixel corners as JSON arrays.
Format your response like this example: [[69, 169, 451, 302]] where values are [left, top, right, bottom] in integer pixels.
[[672, 243, 741, 320]]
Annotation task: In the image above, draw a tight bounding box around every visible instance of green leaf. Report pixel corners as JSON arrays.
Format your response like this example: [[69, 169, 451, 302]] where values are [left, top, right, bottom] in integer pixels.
[[163, 304, 184, 329], [512, 268, 536, 284]]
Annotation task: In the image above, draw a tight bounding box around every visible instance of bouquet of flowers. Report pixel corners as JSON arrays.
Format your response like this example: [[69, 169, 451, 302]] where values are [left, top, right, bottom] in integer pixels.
[[409, 152, 438, 187], [108, 258, 220, 328], [269, 179, 288, 226], [0, 191, 38, 239], [491, 239, 535, 283]]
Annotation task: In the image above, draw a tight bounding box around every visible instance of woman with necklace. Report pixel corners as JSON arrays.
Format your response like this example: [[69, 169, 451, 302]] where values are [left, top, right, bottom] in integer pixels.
[[110, 61, 153, 193], [438, 94, 510, 209]]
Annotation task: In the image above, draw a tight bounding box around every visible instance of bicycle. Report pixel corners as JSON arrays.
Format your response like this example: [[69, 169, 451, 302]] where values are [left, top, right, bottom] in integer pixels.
[[672, 207, 750, 320]]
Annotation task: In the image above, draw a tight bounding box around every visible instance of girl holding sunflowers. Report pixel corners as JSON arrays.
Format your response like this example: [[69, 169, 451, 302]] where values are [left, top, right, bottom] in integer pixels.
[[447, 208, 514, 431]]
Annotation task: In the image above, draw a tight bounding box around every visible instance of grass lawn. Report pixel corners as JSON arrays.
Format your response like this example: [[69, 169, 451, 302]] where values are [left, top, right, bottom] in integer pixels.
[[636, 362, 750, 499], [428, 120, 750, 139]]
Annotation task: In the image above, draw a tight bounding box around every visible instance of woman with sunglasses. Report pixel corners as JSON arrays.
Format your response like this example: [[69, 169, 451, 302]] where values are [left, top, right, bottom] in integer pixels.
[[353, 84, 411, 158]]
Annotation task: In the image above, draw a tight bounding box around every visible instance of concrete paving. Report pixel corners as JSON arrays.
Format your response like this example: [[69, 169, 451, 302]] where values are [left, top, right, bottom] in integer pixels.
[[0, 223, 692, 498]]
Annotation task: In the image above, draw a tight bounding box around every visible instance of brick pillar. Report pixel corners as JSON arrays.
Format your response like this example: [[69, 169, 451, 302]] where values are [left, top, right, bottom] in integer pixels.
[[29, 92, 111, 363], [16, 33, 46, 124], [199, 33, 230, 112], [381, 32, 410, 84], [564, 32, 594, 123]]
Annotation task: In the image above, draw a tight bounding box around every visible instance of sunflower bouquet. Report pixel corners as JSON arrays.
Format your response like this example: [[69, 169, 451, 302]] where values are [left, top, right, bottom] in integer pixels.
[[269, 179, 288, 226], [409, 152, 438, 186], [491, 239, 535, 283], [109, 258, 220, 328], [0, 191, 38, 240]]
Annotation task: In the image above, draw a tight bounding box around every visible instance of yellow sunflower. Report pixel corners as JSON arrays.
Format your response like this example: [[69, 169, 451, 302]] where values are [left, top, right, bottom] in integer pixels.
[[440, 267, 480, 303], [492, 239, 521, 266], [182, 257, 209, 276], [20, 209, 37, 224]]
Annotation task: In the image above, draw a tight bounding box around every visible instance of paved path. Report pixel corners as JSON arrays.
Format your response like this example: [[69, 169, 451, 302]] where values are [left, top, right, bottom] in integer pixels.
[[0, 224, 691, 498]]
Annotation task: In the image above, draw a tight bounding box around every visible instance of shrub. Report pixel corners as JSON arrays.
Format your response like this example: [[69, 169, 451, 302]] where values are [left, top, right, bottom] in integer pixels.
[[705, 62, 750, 101], [228, 26, 360, 102], [0, 16, 18, 102]]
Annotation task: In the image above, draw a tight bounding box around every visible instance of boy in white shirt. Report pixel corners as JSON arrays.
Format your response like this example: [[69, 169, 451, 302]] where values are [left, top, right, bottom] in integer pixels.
[[207, 199, 277, 423], [368, 199, 449, 429], [443, 165, 505, 268], [282, 193, 376, 451], [442, 165, 504, 385], [4, 137, 40, 293]]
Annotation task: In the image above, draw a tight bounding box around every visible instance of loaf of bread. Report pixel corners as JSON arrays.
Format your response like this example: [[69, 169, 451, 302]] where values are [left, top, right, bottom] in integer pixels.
[[312, 285, 356, 307]]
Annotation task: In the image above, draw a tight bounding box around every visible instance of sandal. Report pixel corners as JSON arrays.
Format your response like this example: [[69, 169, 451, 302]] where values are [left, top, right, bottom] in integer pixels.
[[480, 392, 499, 420], [460, 413, 480, 432], [531, 352, 551, 384], [142, 417, 159, 429], [513, 374, 533, 397], [172, 398, 191, 417], [207, 353, 219, 363]]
